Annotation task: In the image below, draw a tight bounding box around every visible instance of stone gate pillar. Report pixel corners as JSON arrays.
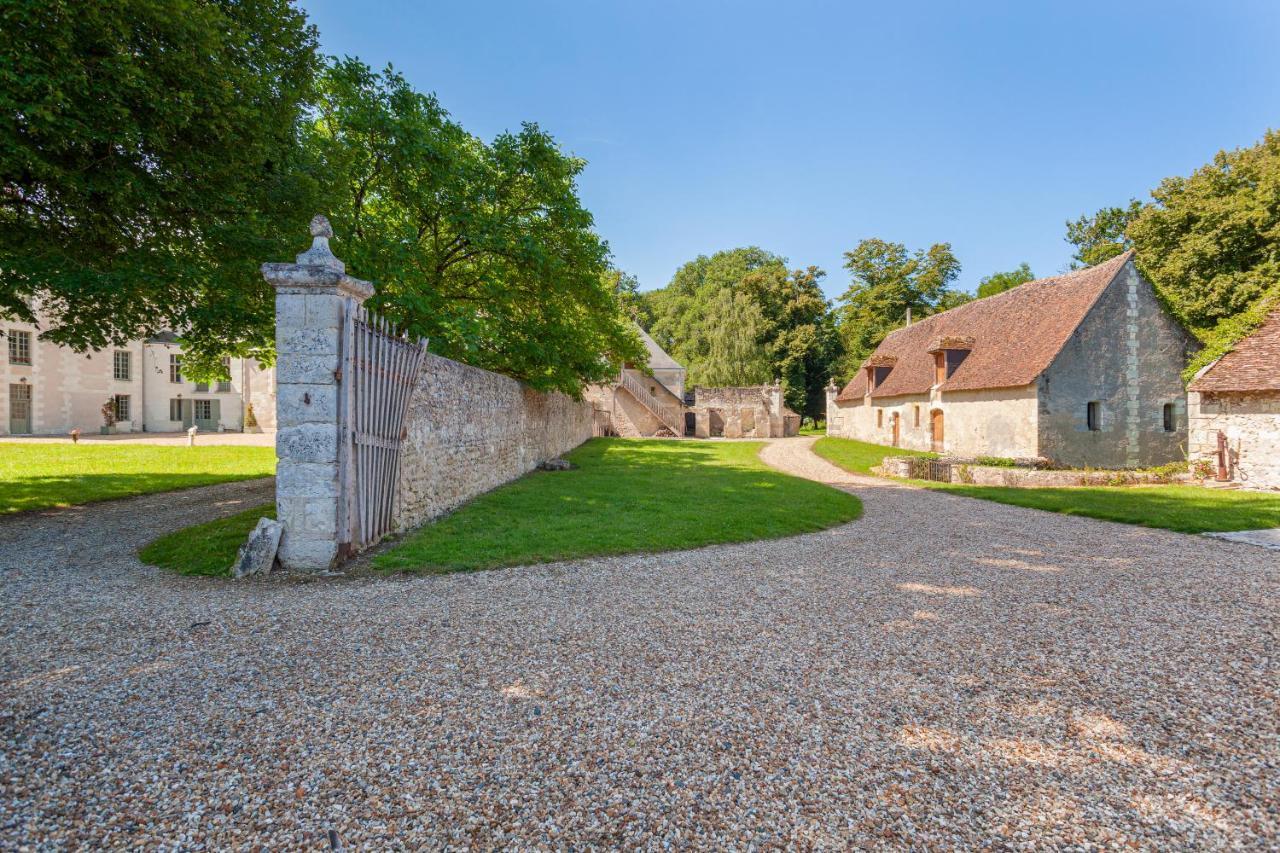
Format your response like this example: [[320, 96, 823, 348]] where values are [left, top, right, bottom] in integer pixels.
[[262, 216, 373, 571], [825, 380, 839, 433]]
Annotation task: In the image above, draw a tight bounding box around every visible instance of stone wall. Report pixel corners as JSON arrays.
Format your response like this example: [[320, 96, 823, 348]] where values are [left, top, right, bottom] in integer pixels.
[[394, 352, 594, 530], [879, 456, 1190, 487], [1038, 261, 1193, 468], [1187, 390, 1280, 490], [827, 387, 1039, 457], [690, 384, 796, 438]]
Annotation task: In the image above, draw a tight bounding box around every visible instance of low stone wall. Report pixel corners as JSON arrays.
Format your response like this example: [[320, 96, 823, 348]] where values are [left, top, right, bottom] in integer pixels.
[[878, 456, 1190, 487], [395, 353, 594, 531]]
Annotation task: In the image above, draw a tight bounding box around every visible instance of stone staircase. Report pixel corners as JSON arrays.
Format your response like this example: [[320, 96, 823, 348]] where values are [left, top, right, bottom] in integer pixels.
[[618, 370, 684, 437]]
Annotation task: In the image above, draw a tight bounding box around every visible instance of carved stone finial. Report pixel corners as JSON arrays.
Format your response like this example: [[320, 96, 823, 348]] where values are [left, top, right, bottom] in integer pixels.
[[310, 214, 334, 239], [296, 214, 344, 272]]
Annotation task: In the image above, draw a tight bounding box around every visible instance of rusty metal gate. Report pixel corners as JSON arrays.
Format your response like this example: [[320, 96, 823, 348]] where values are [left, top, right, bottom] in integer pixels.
[[909, 458, 953, 483], [338, 301, 429, 555]]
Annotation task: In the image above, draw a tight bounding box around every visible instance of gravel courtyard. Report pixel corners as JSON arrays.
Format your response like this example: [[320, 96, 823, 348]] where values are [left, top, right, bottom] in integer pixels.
[[2, 438, 1276, 848]]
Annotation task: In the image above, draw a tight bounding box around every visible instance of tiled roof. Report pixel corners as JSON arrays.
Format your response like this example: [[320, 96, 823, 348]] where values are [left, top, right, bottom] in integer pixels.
[[637, 326, 684, 372], [837, 251, 1132, 400], [1189, 310, 1280, 393]]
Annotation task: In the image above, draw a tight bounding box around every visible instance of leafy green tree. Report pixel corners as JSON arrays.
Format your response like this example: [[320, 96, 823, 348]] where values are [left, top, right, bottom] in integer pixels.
[[0, 0, 320, 377], [302, 59, 643, 394], [699, 290, 771, 386], [646, 247, 786, 381], [834, 239, 962, 377], [977, 263, 1035, 298], [1128, 130, 1280, 376], [1065, 201, 1143, 268], [608, 269, 653, 328]]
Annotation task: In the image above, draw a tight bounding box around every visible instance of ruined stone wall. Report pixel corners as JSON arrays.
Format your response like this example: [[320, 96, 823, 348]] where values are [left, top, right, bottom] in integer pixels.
[[395, 352, 594, 530], [1187, 390, 1280, 490]]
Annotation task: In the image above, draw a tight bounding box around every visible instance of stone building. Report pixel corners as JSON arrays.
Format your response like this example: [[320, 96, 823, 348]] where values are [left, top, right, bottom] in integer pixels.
[[1187, 310, 1280, 489], [688, 383, 801, 438], [1, 319, 274, 435], [826, 251, 1195, 467], [583, 327, 687, 437]]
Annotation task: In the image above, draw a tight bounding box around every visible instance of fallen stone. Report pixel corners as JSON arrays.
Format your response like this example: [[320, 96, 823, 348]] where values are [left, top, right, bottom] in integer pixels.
[[1203, 528, 1280, 551], [537, 458, 574, 471], [232, 518, 283, 578]]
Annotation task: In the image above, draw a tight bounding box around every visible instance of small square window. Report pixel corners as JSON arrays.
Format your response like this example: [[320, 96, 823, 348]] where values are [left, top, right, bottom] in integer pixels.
[[1087, 401, 1102, 432], [113, 350, 131, 381], [8, 330, 32, 366]]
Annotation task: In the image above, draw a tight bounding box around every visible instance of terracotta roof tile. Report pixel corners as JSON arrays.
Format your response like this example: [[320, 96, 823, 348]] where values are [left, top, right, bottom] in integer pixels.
[[837, 251, 1132, 400], [1189, 310, 1280, 393]]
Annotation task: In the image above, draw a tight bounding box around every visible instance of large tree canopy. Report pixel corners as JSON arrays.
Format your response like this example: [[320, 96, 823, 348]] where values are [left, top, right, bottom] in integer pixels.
[[0, 0, 320, 374], [833, 239, 962, 378], [1070, 131, 1280, 377], [302, 59, 642, 394], [977, 263, 1035, 298], [644, 248, 839, 420]]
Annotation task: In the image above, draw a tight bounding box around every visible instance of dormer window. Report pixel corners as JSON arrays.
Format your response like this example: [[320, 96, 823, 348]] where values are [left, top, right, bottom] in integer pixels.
[[865, 355, 898, 392], [928, 336, 974, 385]]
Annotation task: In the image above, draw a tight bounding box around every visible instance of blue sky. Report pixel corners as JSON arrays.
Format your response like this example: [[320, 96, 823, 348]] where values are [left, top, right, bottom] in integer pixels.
[[298, 0, 1280, 300]]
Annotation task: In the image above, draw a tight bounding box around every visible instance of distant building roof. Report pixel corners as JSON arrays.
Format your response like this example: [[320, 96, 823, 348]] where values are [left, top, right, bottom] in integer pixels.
[[838, 251, 1133, 400], [1189, 310, 1280, 393], [637, 326, 684, 372]]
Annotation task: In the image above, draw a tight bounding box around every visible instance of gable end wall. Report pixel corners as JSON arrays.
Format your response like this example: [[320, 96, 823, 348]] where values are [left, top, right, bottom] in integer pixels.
[[1036, 261, 1192, 468]]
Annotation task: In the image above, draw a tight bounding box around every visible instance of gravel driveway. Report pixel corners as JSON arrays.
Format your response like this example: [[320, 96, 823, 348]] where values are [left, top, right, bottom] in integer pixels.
[[2, 439, 1276, 848]]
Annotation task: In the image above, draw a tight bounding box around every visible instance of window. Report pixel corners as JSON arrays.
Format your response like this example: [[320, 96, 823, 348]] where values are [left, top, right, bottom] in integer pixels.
[[1087, 401, 1102, 432], [877, 409, 883, 428], [169, 399, 183, 421], [193, 399, 213, 420], [945, 349, 969, 379], [113, 350, 131, 381], [217, 357, 232, 392], [194, 381, 209, 393], [871, 366, 892, 389], [8, 330, 31, 365], [934, 352, 946, 385], [169, 353, 182, 383], [1163, 403, 1175, 433], [113, 394, 130, 422], [914, 406, 920, 428]]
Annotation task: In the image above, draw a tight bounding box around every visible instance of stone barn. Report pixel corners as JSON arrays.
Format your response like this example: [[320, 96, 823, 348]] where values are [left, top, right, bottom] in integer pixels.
[[1187, 311, 1280, 489], [583, 326, 687, 437], [826, 251, 1195, 468]]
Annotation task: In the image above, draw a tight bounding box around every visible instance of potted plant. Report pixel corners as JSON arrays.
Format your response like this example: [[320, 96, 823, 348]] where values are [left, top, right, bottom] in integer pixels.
[[100, 399, 117, 435]]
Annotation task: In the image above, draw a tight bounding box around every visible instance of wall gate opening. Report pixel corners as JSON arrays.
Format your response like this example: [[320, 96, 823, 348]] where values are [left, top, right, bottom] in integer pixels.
[[338, 302, 429, 556]]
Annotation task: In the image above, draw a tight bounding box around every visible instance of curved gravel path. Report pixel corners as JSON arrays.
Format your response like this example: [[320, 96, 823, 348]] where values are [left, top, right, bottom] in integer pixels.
[[2, 441, 1276, 848]]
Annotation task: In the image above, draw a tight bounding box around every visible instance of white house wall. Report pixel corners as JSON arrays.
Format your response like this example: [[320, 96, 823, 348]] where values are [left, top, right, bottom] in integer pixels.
[[828, 386, 1040, 458]]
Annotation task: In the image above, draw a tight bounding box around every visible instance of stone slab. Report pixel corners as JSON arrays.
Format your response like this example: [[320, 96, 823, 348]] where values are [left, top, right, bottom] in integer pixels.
[[231, 517, 283, 578], [1203, 528, 1280, 551]]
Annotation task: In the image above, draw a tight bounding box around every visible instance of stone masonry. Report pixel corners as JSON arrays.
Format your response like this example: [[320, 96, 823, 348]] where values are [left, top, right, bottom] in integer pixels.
[[262, 216, 373, 571], [1187, 390, 1280, 489], [395, 353, 594, 531]]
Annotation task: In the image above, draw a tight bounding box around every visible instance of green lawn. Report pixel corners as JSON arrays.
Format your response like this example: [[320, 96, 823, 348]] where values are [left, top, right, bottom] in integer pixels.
[[375, 438, 863, 573], [140, 503, 277, 576], [811, 435, 935, 474], [138, 438, 862, 577], [0, 444, 277, 514], [814, 436, 1280, 534]]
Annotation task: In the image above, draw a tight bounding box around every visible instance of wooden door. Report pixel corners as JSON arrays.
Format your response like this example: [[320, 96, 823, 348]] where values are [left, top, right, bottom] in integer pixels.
[[930, 409, 944, 453], [8, 384, 31, 434], [891, 412, 900, 447]]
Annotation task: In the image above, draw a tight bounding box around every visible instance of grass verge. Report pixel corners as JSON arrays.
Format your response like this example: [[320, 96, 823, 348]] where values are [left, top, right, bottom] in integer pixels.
[[811, 435, 935, 475], [139, 504, 276, 576], [814, 436, 1280, 534], [0, 444, 276, 514], [375, 439, 863, 573], [138, 439, 862, 577]]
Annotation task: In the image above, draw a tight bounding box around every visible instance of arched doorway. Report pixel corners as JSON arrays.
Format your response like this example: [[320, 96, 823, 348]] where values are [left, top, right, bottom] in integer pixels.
[[930, 409, 944, 453]]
